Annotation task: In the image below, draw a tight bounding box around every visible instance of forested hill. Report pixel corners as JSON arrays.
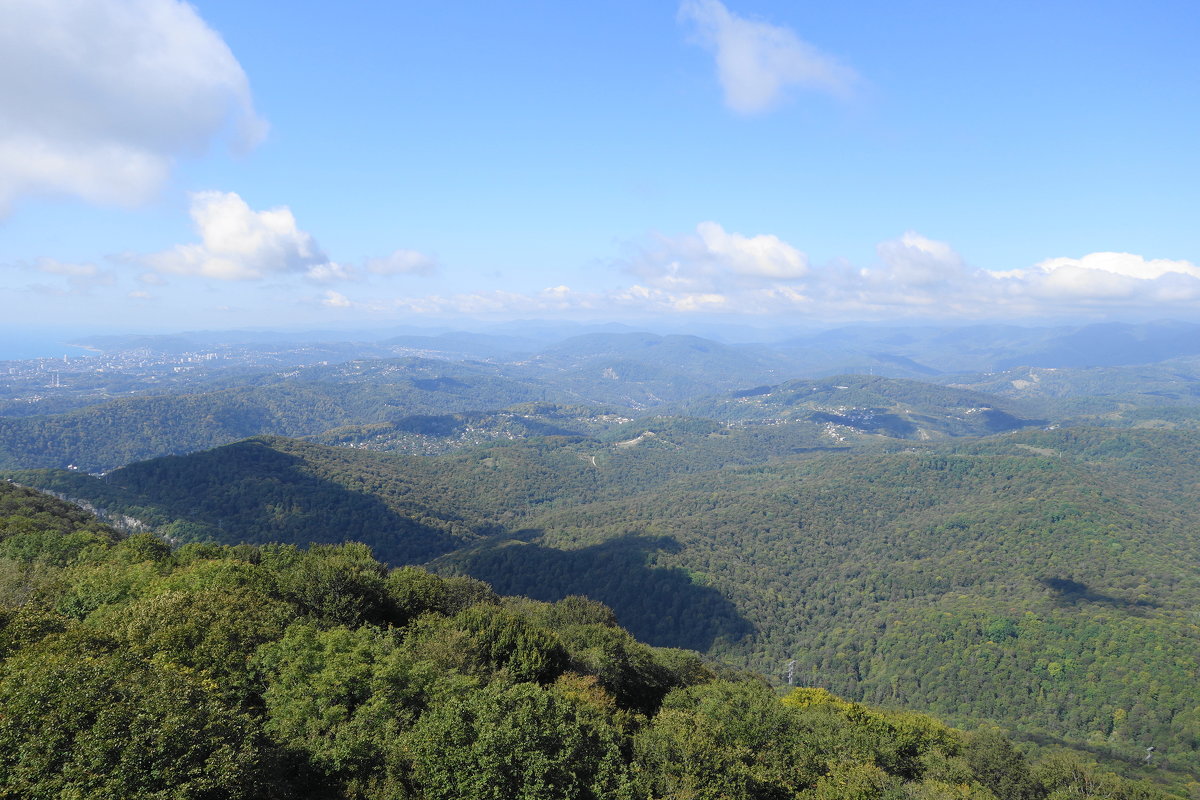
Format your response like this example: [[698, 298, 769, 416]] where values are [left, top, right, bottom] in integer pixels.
[[10, 426, 1200, 783], [11, 323, 1200, 473], [0, 479, 1183, 799], [4, 425, 839, 564], [0, 364, 1044, 472], [675, 373, 1043, 438], [481, 432, 1200, 775], [0, 358, 567, 472]]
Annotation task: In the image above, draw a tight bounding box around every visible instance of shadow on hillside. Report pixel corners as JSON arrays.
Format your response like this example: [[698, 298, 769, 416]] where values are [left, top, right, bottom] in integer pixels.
[[808, 410, 918, 437], [1014, 729, 1153, 770], [114, 439, 462, 565], [447, 532, 755, 652], [1039, 577, 1160, 610]]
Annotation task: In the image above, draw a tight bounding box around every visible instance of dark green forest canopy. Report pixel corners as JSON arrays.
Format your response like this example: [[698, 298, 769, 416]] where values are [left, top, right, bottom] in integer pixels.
[[0, 480, 1184, 799], [8, 424, 1200, 785]]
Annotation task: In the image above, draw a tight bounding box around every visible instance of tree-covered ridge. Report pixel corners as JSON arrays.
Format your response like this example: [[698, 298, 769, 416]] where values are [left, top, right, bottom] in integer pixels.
[[490, 435, 1200, 775], [0, 357, 570, 472], [2, 422, 844, 564], [675, 373, 1044, 439], [307, 404, 632, 454], [942, 355, 1200, 410], [0, 480, 122, 575], [0, 360, 1067, 474], [784, 320, 1200, 375], [15, 321, 1200, 471], [0, 481, 1180, 799], [10, 426, 1200, 785], [7, 437, 500, 566]]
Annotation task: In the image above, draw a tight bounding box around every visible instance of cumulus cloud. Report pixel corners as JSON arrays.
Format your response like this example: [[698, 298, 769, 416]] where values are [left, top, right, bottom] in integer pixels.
[[627, 221, 807, 290], [143, 191, 333, 281], [368, 229, 1200, 321], [322, 290, 352, 308], [997, 252, 1200, 305], [100, 211, 1200, 321], [1035, 252, 1200, 281], [678, 0, 857, 113], [839, 236, 1200, 314], [697, 221, 807, 278], [131, 191, 436, 285], [874, 232, 971, 287], [0, 0, 266, 214], [306, 262, 358, 283]]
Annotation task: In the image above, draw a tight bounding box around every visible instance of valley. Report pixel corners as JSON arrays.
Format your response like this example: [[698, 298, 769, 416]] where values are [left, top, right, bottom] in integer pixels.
[[5, 320, 1200, 792]]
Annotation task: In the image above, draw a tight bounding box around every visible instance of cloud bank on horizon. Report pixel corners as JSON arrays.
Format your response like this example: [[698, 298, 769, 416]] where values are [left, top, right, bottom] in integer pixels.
[[41, 188, 1198, 321], [0, 0, 1196, 327], [325, 224, 1200, 321]]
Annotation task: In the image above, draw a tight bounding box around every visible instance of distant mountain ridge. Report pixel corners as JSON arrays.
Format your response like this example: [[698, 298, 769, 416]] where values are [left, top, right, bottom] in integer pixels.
[[7, 320, 1200, 472], [677, 374, 1043, 439], [0, 352, 1042, 471], [781, 319, 1200, 373], [61, 319, 1200, 379]]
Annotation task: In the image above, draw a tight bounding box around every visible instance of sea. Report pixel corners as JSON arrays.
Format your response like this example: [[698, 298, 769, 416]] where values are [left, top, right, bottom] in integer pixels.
[[0, 327, 103, 362]]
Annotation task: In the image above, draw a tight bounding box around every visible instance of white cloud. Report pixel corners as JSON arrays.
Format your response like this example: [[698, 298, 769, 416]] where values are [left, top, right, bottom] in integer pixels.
[[874, 232, 970, 287], [1035, 252, 1200, 281], [306, 262, 358, 283], [366, 249, 439, 276], [992, 252, 1200, 304], [42, 210, 1194, 321], [0, 0, 266, 214], [846, 236, 1200, 313], [697, 221, 807, 278], [368, 229, 1200, 321], [627, 221, 808, 290], [132, 192, 436, 284], [143, 191, 332, 281], [321, 290, 352, 308], [678, 0, 857, 114]]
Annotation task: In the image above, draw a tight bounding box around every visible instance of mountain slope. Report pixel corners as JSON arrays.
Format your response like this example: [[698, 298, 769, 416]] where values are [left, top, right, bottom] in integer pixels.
[[9, 424, 1200, 777], [3, 479, 1179, 799], [677, 374, 1043, 439], [0, 358, 567, 471], [778, 320, 1200, 374], [459, 430, 1200, 773]]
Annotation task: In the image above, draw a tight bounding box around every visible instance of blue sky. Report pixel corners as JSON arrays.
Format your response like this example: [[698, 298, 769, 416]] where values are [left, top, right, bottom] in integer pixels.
[[1, 0, 1198, 331]]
